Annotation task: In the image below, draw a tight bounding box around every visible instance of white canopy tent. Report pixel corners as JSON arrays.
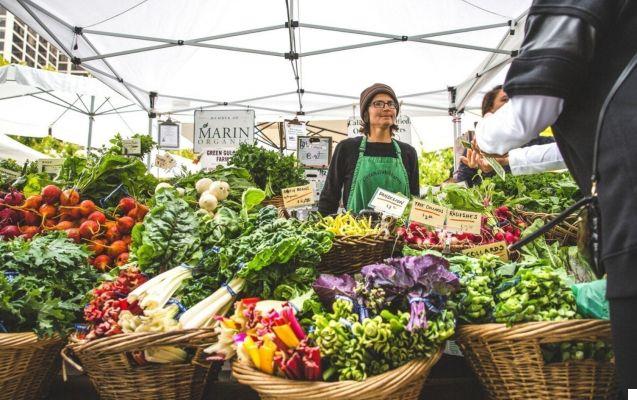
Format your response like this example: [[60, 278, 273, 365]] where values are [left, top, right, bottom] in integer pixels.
[[0, 64, 148, 149], [0, 132, 47, 163]]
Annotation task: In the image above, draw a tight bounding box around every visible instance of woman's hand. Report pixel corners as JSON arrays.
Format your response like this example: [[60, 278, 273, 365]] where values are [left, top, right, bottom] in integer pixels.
[[461, 148, 494, 172]]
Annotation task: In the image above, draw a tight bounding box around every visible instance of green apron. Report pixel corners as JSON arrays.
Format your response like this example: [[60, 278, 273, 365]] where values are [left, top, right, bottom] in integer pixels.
[[346, 137, 411, 213]]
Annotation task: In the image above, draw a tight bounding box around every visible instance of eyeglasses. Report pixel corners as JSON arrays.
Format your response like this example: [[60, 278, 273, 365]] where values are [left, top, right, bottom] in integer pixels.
[[371, 100, 397, 109]]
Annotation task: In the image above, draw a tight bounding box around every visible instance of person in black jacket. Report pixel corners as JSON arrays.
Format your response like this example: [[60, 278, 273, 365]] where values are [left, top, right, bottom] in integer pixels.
[[318, 83, 419, 215], [474, 1, 637, 396]]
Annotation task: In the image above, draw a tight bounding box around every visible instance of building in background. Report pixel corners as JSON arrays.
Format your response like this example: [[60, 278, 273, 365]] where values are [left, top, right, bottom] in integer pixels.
[[0, 5, 86, 75]]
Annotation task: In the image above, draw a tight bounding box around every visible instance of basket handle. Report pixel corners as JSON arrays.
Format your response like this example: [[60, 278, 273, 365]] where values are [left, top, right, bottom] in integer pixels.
[[61, 345, 84, 381]]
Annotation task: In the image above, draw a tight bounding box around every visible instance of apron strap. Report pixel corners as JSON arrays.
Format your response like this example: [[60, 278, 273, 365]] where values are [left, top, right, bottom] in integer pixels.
[[391, 139, 402, 157], [358, 136, 367, 156]]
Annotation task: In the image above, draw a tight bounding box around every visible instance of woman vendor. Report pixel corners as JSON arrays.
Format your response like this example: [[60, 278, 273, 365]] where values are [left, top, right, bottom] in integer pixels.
[[318, 83, 419, 215]]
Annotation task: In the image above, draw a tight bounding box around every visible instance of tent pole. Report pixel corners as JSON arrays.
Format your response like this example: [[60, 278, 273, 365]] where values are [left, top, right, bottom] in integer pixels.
[[278, 122, 285, 154], [87, 96, 95, 155]]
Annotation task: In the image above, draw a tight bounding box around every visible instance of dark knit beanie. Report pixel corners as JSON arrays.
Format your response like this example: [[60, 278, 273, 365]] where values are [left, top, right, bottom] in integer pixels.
[[359, 83, 400, 120]]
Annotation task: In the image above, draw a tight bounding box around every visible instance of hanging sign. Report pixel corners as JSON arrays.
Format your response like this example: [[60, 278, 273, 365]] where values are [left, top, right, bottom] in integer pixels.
[[122, 138, 141, 156], [368, 188, 409, 218], [284, 120, 306, 151], [395, 114, 412, 144], [199, 148, 236, 169], [282, 184, 315, 209], [297, 136, 332, 168], [347, 117, 363, 138], [0, 167, 21, 179], [304, 168, 328, 200], [446, 209, 482, 234], [37, 158, 64, 175], [462, 241, 509, 262], [158, 120, 180, 149], [155, 153, 176, 170], [193, 109, 254, 153], [409, 199, 448, 229]]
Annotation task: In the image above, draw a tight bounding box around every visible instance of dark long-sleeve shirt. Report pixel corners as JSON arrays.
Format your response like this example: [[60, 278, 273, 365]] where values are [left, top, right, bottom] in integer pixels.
[[318, 136, 419, 215]]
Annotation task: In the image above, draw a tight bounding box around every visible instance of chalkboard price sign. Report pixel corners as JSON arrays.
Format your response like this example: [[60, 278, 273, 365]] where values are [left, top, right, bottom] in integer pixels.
[[297, 136, 332, 168]]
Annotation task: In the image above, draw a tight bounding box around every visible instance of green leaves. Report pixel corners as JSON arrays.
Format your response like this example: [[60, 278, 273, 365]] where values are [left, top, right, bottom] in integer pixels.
[[241, 187, 266, 218], [131, 188, 201, 275], [0, 234, 97, 336]]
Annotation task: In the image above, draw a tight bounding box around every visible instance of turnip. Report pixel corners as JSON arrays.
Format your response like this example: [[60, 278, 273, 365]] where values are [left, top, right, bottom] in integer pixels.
[[206, 181, 229, 201], [218, 181, 230, 192], [198, 193, 218, 211], [195, 178, 213, 194], [155, 182, 172, 192], [176, 187, 185, 196]]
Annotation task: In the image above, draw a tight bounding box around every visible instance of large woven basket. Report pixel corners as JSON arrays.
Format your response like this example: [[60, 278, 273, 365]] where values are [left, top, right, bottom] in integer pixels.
[[518, 210, 581, 245], [263, 195, 285, 209], [0, 332, 63, 400], [317, 235, 400, 275], [62, 329, 218, 400], [232, 347, 443, 400], [456, 320, 616, 399]]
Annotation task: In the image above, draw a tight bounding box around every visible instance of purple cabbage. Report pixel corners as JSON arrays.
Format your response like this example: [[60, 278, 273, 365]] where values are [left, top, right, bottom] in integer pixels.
[[312, 273, 357, 308]]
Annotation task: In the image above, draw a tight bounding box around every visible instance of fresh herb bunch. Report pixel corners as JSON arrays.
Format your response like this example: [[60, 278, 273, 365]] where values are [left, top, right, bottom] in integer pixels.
[[228, 143, 307, 197], [0, 234, 97, 336]]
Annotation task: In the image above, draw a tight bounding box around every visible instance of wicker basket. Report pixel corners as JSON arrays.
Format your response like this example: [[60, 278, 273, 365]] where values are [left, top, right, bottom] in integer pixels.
[[232, 347, 443, 400], [317, 235, 401, 275], [518, 210, 581, 245], [61, 329, 218, 400], [456, 320, 616, 399], [263, 195, 285, 209], [0, 332, 63, 400]]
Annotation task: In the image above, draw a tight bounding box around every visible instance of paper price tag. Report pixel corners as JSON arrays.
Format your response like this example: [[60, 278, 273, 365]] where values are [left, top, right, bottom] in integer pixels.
[[0, 167, 21, 179], [368, 188, 409, 218], [37, 158, 64, 175], [461, 241, 509, 261], [122, 138, 142, 155], [155, 153, 176, 170], [409, 199, 448, 229], [282, 184, 315, 209], [446, 209, 482, 234]]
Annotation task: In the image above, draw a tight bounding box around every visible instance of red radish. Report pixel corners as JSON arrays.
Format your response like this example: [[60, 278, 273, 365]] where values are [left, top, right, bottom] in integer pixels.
[[494, 232, 504, 241], [4, 190, 24, 206], [396, 227, 406, 237], [60, 188, 80, 206], [22, 195, 42, 210], [88, 211, 107, 224], [88, 239, 107, 255], [0, 225, 20, 239], [93, 254, 112, 272], [472, 235, 483, 244], [117, 197, 136, 214], [79, 220, 100, 239], [505, 232, 515, 244], [116, 216, 135, 234], [65, 228, 81, 243], [104, 225, 120, 242], [41, 185, 62, 204], [51, 220, 75, 231], [116, 252, 129, 266], [122, 235, 132, 245], [78, 200, 96, 217], [21, 210, 41, 226], [38, 204, 57, 220], [107, 240, 127, 258]]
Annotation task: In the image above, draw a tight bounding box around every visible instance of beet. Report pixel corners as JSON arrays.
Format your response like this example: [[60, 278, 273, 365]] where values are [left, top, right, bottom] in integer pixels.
[[41, 185, 62, 205], [4, 190, 25, 206], [0, 225, 20, 239]]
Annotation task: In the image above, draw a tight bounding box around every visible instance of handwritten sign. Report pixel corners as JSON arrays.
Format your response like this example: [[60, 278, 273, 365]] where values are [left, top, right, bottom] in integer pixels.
[[282, 184, 315, 209], [0, 167, 21, 179], [409, 199, 448, 229], [462, 241, 509, 261], [297, 136, 331, 168], [446, 209, 482, 234], [37, 158, 64, 175], [368, 188, 409, 217], [284, 120, 306, 151], [122, 138, 141, 155], [155, 153, 176, 170]]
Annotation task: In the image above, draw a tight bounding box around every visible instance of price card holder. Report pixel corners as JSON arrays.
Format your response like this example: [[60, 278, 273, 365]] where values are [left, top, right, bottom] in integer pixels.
[[282, 184, 315, 209], [409, 199, 448, 230], [37, 158, 64, 175], [155, 153, 176, 170], [122, 138, 142, 156], [461, 241, 509, 261], [297, 136, 332, 168], [445, 209, 482, 235], [0, 167, 21, 179], [368, 188, 409, 218]]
